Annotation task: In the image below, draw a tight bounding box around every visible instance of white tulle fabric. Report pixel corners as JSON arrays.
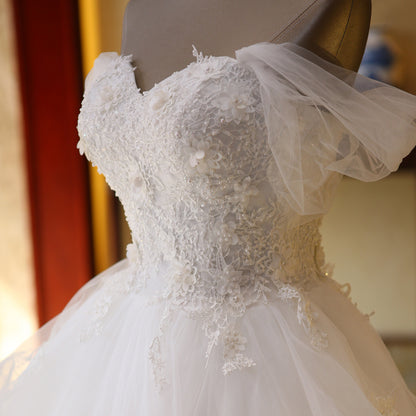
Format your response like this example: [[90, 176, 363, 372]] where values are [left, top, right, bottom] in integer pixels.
[[1, 42, 416, 415], [236, 43, 416, 216]]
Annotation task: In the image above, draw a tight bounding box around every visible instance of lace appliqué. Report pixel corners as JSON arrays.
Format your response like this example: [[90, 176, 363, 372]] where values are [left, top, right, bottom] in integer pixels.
[[148, 337, 168, 390], [78, 46, 333, 391], [222, 329, 255, 374], [192, 44, 205, 63]]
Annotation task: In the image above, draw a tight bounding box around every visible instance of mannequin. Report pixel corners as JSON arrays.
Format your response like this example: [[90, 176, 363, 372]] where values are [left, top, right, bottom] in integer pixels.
[[121, 0, 371, 93]]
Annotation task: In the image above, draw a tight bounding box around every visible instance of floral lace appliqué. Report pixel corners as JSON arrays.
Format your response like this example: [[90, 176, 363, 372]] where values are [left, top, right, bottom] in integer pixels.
[[77, 46, 337, 391]]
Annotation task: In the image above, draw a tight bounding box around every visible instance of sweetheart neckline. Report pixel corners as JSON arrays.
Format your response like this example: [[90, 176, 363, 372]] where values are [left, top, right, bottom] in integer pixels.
[[122, 46, 241, 97], [88, 41, 344, 100], [110, 40, 347, 98]]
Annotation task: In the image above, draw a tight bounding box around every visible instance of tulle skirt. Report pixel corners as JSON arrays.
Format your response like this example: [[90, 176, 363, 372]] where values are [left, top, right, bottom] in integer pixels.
[[0, 258, 415, 415]]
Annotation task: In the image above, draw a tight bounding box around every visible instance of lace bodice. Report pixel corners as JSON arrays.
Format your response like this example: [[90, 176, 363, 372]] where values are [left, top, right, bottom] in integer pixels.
[[77, 42, 416, 390], [78, 46, 327, 280]]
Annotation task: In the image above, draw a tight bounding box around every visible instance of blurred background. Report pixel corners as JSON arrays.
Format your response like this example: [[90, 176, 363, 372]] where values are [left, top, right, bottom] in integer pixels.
[[0, 0, 415, 393]]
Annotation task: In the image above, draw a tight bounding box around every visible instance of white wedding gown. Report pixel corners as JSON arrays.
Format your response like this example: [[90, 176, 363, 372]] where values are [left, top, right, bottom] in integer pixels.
[[1, 42, 416, 415]]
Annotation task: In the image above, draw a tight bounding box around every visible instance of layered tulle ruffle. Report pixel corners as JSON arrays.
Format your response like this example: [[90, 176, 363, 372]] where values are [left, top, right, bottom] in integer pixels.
[[1, 259, 414, 415]]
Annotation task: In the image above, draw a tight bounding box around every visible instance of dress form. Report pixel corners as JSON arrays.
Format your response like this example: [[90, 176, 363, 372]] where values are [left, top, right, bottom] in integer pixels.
[[121, 0, 371, 92], [4, 1, 416, 414]]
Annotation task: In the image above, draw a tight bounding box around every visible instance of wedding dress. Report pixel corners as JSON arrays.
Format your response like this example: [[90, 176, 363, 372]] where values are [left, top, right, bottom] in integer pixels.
[[1, 41, 416, 415]]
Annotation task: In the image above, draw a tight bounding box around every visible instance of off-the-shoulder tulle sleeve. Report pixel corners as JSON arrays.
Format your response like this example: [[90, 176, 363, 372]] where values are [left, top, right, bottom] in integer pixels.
[[236, 42, 416, 215]]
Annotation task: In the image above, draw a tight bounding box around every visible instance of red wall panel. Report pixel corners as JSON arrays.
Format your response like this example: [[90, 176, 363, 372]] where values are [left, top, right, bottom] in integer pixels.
[[12, 0, 93, 324]]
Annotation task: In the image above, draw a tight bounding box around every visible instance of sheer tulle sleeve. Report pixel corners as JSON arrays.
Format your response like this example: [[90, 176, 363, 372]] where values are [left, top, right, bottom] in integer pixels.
[[235, 42, 416, 215]]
